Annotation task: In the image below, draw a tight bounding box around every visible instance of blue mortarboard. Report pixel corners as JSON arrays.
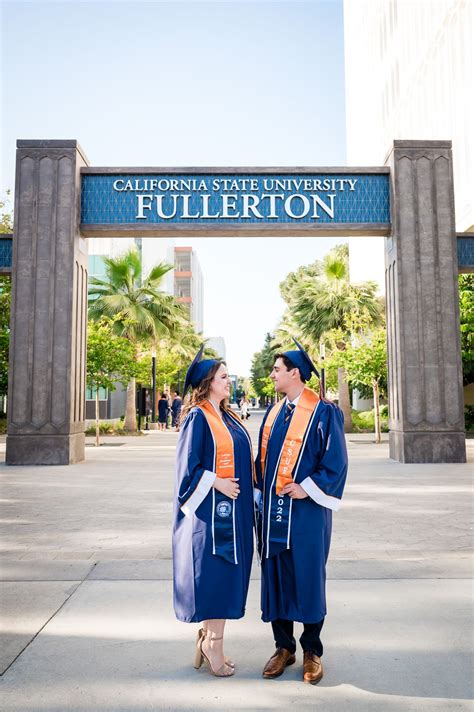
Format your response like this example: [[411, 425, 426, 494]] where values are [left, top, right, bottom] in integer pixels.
[[183, 345, 219, 395], [283, 338, 320, 381]]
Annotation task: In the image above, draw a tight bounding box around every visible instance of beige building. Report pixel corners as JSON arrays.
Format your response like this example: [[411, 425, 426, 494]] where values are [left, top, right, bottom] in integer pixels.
[[174, 246, 204, 333], [344, 0, 473, 289], [344, 0, 473, 409], [344, 0, 472, 230]]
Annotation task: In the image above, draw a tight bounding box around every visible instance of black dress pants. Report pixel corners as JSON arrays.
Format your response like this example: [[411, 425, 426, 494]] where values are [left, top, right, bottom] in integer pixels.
[[271, 618, 324, 657]]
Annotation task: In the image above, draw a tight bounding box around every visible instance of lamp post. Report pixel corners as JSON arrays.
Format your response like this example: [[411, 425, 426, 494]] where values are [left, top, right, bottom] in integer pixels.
[[151, 348, 157, 424], [319, 342, 326, 398]]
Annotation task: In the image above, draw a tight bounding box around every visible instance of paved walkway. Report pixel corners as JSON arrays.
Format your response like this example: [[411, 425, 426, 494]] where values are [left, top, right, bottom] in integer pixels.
[[0, 415, 472, 710]]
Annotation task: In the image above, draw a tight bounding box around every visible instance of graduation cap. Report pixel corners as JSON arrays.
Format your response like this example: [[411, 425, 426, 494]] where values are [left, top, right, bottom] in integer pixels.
[[183, 345, 219, 395], [283, 338, 320, 381]]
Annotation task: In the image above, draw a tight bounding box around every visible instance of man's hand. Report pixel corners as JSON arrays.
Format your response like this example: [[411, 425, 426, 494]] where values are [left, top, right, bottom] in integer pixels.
[[280, 483, 308, 499]]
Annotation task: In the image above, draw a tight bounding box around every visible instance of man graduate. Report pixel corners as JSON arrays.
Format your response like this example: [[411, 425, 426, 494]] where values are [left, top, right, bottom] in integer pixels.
[[255, 340, 348, 684]]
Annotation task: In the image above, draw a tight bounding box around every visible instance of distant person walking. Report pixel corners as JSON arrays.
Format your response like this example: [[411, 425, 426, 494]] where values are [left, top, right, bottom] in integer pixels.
[[240, 395, 251, 420], [165, 390, 172, 428], [158, 393, 169, 431], [171, 391, 182, 430]]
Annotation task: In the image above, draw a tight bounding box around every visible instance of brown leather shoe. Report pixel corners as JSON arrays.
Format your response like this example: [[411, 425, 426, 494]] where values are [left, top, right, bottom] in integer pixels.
[[262, 648, 296, 679], [303, 651, 324, 684]]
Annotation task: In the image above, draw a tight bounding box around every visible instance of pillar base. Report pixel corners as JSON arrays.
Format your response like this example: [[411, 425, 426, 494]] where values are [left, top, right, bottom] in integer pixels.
[[389, 430, 466, 463], [6, 433, 85, 465]]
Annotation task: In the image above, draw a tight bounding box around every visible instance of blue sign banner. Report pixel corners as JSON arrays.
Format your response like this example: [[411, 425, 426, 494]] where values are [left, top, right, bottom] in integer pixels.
[[81, 172, 390, 226]]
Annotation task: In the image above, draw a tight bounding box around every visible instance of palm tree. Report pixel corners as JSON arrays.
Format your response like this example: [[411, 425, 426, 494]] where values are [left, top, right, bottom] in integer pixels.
[[273, 309, 301, 350], [160, 320, 204, 361], [88, 248, 186, 431], [150, 324, 205, 413], [283, 248, 383, 430]]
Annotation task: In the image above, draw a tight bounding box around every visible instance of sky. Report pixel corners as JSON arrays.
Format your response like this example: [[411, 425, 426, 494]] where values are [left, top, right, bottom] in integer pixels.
[[1, 0, 350, 376]]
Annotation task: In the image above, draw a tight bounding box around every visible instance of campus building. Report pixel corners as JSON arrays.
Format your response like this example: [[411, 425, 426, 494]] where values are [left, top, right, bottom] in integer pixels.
[[344, 0, 472, 229], [174, 246, 204, 333], [344, 0, 473, 289], [343, 0, 472, 410]]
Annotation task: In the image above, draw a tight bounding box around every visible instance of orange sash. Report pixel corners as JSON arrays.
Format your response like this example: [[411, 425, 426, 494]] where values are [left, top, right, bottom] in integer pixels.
[[225, 408, 257, 484], [198, 401, 235, 477], [260, 399, 285, 476], [261, 388, 320, 494]]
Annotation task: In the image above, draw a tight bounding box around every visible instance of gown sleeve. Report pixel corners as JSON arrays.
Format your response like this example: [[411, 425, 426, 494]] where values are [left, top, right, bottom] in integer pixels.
[[299, 402, 348, 511], [176, 409, 216, 518]]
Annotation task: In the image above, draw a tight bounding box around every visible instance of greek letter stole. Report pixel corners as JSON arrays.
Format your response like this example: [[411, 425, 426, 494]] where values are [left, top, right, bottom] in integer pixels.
[[198, 401, 239, 565], [260, 388, 320, 558]]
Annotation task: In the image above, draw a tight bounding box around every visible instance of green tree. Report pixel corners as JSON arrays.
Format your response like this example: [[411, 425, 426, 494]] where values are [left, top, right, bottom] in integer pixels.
[[280, 244, 383, 430], [343, 328, 387, 443], [134, 353, 153, 388], [459, 274, 474, 386], [155, 351, 181, 393], [0, 277, 11, 399], [146, 328, 210, 414], [0, 192, 13, 403], [88, 248, 186, 431], [86, 318, 137, 446], [251, 333, 277, 405], [273, 309, 302, 352], [0, 191, 13, 234]]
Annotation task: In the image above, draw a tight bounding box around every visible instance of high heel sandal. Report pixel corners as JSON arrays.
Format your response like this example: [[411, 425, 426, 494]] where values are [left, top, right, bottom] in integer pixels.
[[194, 627, 235, 668], [194, 632, 234, 677]]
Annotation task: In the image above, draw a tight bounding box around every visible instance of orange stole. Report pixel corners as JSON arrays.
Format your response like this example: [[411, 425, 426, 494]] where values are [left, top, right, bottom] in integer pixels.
[[260, 399, 285, 476], [261, 388, 320, 494], [198, 401, 235, 478], [225, 408, 257, 484]]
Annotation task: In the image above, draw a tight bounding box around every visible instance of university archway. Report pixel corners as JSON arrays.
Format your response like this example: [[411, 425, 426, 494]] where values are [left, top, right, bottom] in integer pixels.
[[6, 139, 466, 464]]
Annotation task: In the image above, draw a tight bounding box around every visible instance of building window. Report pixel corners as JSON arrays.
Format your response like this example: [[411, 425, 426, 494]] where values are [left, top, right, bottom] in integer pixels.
[[86, 386, 108, 400], [88, 255, 107, 279]]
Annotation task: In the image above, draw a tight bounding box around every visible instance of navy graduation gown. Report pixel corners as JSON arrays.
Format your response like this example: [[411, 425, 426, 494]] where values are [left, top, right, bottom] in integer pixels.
[[173, 407, 254, 622], [256, 398, 348, 623]]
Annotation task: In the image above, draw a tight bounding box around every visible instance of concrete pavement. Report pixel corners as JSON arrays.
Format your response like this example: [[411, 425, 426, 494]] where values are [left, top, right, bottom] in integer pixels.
[[0, 413, 472, 710]]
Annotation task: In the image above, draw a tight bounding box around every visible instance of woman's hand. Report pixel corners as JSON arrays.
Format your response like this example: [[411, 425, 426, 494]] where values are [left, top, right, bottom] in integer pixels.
[[213, 477, 240, 499]]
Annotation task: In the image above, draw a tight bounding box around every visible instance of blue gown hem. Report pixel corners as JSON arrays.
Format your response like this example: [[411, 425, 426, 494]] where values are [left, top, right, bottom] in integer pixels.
[[176, 610, 246, 623]]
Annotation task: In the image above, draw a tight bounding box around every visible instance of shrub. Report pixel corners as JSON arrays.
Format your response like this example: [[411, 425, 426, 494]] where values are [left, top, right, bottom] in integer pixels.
[[351, 408, 389, 433], [85, 422, 114, 435], [465, 405, 474, 432]]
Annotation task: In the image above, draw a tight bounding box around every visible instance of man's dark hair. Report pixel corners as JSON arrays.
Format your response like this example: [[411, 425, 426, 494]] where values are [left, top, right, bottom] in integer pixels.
[[274, 353, 306, 383], [174, 390, 180, 397]]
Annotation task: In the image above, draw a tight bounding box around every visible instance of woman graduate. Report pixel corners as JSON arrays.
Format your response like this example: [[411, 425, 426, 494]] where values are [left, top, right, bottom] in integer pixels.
[[172, 347, 255, 678]]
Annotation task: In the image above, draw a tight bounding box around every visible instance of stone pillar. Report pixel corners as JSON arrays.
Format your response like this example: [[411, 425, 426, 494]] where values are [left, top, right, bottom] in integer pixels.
[[6, 140, 89, 464], [385, 140, 466, 463]]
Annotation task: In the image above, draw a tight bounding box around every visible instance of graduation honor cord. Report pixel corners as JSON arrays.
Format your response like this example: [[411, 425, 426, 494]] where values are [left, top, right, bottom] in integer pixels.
[[261, 388, 320, 558]]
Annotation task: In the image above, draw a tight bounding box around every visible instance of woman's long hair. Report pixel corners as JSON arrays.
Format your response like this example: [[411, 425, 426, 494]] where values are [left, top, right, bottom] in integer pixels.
[[179, 360, 231, 424]]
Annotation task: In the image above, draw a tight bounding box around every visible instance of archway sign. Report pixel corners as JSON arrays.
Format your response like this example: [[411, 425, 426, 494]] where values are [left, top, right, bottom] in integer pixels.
[[6, 139, 466, 465]]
